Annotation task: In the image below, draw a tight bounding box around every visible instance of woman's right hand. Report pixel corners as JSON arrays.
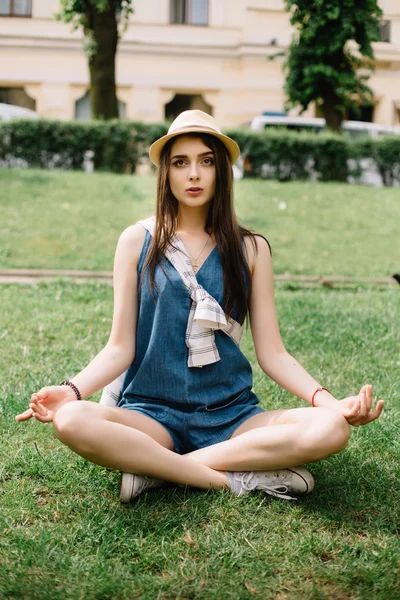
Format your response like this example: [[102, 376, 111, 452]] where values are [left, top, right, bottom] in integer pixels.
[[15, 386, 77, 424]]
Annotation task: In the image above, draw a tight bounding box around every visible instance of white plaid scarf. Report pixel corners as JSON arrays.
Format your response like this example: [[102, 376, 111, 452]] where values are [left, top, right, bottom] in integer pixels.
[[139, 216, 243, 368], [100, 217, 243, 406]]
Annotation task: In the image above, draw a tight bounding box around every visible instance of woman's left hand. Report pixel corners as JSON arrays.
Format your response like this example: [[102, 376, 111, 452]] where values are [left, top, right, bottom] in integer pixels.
[[336, 384, 384, 426]]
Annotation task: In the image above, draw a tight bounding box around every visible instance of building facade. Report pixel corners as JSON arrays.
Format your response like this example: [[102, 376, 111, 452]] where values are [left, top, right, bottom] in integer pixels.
[[1, 0, 400, 127]]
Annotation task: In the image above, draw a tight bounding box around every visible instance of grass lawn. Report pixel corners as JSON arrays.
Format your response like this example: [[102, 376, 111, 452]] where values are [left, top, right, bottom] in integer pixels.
[[0, 169, 399, 599], [1, 168, 400, 277]]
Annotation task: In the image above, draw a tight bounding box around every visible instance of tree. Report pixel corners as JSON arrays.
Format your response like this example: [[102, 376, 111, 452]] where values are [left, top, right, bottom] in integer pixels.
[[281, 0, 383, 131], [57, 1, 133, 120]]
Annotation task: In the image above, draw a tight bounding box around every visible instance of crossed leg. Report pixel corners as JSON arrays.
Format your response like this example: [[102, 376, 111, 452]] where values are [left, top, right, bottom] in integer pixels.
[[53, 401, 350, 490], [53, 401, 229, 490], [185, 407, 351, 471]]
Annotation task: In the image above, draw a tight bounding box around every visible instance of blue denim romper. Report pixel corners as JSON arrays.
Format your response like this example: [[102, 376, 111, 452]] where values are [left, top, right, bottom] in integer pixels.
[[117, 229, 266, 454]]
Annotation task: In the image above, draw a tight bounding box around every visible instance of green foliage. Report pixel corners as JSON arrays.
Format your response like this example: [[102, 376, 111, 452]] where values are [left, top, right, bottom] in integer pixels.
[[0, 119, 167, 173], [282, 0, 383, 130], [228, 127, 400, 183], [2, 119, 399, 184], [312, 135, 352, 182], [56, 0, 134, 36], [371, 137, 400, 186], [236, 128, 324, 181], [348, 136, 400, 186]]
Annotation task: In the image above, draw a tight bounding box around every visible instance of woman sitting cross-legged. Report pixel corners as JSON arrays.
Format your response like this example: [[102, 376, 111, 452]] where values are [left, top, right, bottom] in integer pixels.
[[16, 110, 384, 502]]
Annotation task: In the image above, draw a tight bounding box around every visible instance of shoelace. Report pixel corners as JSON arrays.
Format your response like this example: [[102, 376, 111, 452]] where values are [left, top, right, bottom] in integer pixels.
[[236, 471, 297, 501], [135, 475, 162, 494]]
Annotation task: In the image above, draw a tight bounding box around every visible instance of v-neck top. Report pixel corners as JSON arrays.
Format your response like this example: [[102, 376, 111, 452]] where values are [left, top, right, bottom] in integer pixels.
[[119, 228, 254, 406], [176, 236, 218, 276]]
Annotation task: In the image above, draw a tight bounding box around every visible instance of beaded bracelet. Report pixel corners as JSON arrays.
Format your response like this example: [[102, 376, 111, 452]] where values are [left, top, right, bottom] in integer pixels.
[[59, 380, 82, 401], [311, 386, 330, 407]]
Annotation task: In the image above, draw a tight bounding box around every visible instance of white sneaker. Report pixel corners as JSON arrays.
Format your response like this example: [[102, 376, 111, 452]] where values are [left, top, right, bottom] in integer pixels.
[[119, 472, 163, 503], [227, 466, 314, 500]]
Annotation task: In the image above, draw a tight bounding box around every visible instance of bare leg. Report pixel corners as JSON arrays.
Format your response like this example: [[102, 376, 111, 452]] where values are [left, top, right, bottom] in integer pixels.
[[53, 401, 229, 490], [184, 407, 351, 471]]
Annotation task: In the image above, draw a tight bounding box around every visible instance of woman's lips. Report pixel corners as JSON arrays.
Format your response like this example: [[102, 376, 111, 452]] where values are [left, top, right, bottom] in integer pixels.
[[186, 188, 203, 196]]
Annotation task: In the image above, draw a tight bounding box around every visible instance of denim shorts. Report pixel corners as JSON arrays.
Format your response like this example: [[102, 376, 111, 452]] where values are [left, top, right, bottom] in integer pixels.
[[119, 388, 266, 454]]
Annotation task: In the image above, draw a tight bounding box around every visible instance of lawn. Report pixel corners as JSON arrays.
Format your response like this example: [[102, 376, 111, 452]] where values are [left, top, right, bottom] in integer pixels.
[[1, 168, 399, 277], [0, 169, 399, 599]]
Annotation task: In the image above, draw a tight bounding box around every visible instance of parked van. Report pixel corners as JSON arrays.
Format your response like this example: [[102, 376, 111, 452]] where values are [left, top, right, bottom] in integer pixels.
[[249, 115, 400, 138]]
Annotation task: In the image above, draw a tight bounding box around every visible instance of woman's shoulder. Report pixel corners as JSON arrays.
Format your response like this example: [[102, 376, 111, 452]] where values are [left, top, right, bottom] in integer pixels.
[[119, 221, 147, 245], [242, 232, 272, 275], [116, 220, 149, 266]]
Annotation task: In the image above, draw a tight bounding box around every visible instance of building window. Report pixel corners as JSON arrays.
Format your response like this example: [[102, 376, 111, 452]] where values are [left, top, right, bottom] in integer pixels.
[[165, 93, 213, 121], [0, 0, 32, 17], [0, 87, 35, 110], [347, 103, 374, 123], [171, 0, 208, 26], [379, 20, 391, 43]]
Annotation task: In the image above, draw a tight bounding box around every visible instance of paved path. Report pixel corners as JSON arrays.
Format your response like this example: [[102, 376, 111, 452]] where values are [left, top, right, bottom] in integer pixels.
[[0, 269, 113, 284], [0, 269, 398, 287]]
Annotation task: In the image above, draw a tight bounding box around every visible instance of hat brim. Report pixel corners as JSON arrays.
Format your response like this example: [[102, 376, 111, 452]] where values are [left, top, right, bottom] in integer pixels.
[[149, 128, 241, 167]]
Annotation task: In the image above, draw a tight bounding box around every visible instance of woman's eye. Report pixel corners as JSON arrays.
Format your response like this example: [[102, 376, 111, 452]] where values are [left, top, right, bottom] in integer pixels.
[[173, 158, 214, 167]]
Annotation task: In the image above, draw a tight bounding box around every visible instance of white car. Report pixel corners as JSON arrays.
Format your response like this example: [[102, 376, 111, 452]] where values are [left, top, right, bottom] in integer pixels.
[[249, 115, 400, 138], [0, 102, 39, 121]]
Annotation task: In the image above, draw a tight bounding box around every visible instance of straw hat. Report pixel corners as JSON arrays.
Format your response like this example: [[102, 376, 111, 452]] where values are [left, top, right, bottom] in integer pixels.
[[149, 110, 241, 166]]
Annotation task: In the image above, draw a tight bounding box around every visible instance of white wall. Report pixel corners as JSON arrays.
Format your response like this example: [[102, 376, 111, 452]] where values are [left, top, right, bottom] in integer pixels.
[[32, 0, 60, 19]]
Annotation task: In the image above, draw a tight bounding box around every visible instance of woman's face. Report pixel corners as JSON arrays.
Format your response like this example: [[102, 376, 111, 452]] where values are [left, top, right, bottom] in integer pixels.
[[168, 135, 216, 209]]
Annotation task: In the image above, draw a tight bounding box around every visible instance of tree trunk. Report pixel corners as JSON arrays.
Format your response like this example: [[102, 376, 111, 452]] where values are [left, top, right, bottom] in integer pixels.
[[322, 93, 343, 133], [88, 1, 119, 120]]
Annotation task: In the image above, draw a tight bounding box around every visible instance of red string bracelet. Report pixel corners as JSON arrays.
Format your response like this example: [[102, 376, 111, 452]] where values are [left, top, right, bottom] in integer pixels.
[[311, 387, 330, 407]]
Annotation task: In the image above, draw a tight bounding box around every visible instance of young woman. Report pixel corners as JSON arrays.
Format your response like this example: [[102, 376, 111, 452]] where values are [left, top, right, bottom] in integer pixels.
[[16, 110, 384, 502]]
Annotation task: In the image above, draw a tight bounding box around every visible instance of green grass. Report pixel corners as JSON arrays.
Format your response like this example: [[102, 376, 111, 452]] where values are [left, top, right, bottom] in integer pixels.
[[1, 168, 399, 277], [1, 169, 399, 599], [1, 282, 399, 600]]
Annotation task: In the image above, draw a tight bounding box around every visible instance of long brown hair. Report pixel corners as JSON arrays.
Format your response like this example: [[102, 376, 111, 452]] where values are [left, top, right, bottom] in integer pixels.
[[141, 132, 271, 326]]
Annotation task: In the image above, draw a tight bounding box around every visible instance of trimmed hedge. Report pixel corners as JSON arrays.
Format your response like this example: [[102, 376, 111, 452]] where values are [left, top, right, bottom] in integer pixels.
[[0, 119, 168, 174], [226, 128, 351, 182], [1, 119, 399, 185], [358, 136, 400, 186], [228, 128, 400, 185]]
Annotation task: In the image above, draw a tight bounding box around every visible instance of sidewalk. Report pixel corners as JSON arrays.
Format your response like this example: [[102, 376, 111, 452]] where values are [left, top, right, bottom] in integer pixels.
[[0, 269, 113, 284], [0, 269, 398, 287]]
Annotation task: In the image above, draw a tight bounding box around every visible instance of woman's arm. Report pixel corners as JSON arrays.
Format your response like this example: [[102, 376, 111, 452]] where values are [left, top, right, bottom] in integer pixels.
[[68, 223, 145, 399], [245, 235, 384, 424], [246, 235, 329, 404], [16, 224, 145, 421]]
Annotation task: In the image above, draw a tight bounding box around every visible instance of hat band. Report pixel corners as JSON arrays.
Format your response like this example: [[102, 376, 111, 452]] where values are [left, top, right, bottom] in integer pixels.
[[168, 124, 222, 136]]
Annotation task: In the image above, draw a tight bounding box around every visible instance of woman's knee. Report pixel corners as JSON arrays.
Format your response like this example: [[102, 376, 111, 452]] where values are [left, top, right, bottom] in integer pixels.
[[53, 400, 93, 443], [327, 412, 351, 453], [301, 410, 351, 459]]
